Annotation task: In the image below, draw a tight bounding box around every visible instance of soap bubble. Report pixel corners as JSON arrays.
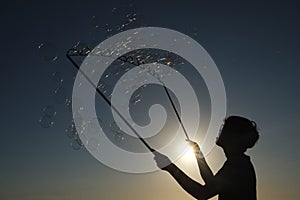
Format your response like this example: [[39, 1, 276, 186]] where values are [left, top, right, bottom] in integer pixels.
[[117, 13, 137, 31], [73, 41, 91, 55], [43, 105, 56, 118], [110, 121, 121, 133], [70, 136, 84, 150], [54, 86, 67, 104], [104, 24, 114, 38], [65, 121, 77, 139], [87, 138, 100, 151], [112, 3, 139, 31], [130, 91, 142, 105], [104, 23, 113, 33], [51, 72, 64, 84], [37, 42, 58, 62], [65, 98, 72, 112], [114, 132, 125, 144], [73, 112, 86, 130], [90, 15, 100, 29], [39, 115, 54, 128], [86, 117, 102, 135], [192, 27, 199, 36], [110, 122, 125, 144], [97, 81, 112, 96]]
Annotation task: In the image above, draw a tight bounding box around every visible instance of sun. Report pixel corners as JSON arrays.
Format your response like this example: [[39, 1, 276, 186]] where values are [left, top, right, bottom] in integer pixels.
[[182, 146, 196, 162], [176, 145, 198, 174]]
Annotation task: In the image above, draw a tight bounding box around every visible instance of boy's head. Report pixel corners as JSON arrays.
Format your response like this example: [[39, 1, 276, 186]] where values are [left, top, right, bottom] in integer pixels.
[[216, 116, 259, 152]]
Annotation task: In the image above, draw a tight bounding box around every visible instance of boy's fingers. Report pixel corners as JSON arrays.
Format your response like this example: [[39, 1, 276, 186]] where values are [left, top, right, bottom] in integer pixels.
[[186, 139, 197, 146]]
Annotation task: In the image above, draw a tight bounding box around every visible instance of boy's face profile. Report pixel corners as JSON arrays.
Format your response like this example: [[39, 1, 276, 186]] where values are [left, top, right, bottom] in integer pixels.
[[215, 124, 227, 149], [215, 116, 259, 152], [215, 124, 246, 153]]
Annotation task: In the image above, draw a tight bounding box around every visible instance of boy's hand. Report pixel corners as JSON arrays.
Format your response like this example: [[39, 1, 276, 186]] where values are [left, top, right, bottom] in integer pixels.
[[153, 151, 172, 171], [187, 140, 204, 159]]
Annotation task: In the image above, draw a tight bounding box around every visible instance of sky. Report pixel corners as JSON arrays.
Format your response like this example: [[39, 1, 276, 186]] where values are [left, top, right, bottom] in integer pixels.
[[0, 0, 299, 199]]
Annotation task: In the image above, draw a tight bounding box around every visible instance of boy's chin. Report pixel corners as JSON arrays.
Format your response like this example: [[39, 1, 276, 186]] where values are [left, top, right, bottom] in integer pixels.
[[216, 141, 222, 147]]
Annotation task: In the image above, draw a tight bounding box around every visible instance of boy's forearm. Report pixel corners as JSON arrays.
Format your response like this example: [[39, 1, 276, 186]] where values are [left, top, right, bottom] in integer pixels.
[[197, 158, 214, 184], [165, 163, 205, 199]]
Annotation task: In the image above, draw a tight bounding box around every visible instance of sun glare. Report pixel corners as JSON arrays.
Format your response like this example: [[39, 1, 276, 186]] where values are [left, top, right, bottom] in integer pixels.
[[182, 146, 196, 162]]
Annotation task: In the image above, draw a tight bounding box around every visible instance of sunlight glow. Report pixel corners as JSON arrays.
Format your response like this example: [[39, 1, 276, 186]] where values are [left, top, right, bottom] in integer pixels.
[[182, 146, 196, 162]]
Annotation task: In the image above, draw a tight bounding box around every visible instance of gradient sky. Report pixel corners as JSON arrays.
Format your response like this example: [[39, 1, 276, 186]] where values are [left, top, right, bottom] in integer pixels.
[[1, 0, 299, 199]]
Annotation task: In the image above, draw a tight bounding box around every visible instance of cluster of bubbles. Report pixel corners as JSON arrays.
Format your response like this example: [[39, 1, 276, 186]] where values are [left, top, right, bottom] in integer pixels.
[[38, 105, 56, 128], [65, 120, 83, 150], [94, 4, 139, 30], [38, 2, 200, 151], [66, 44, 186, 148], [37, 45, 84, 150], [37, 42, 58, 62], [87, 3, 143, 48], [38, 72, 66, 129], [110, 122, 125, 144], [65, 113, 102, 151], [97, 81, 113, 97], [39, 49, 185, 151]]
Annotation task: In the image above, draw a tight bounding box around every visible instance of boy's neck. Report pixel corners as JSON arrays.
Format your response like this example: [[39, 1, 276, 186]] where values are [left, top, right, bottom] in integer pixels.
[[224, 149, 246, 159]]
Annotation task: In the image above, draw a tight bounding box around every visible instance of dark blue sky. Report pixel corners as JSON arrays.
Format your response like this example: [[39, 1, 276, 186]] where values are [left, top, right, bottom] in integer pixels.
[[0, 0, 299, 199]]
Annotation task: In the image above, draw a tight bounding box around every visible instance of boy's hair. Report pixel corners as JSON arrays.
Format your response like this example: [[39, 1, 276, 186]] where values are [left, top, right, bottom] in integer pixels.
[[218, 116, 259, 150]]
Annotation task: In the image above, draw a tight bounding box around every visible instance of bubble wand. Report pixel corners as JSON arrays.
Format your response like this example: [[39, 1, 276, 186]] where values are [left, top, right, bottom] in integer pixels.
[[66, 48, 155, 152], [67, 46, 191, 149]]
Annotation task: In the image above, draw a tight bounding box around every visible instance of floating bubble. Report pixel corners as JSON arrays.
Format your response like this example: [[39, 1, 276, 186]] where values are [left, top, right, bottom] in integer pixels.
[[110, 122, 126, 144], [74, 41, 87, 50], [131, 95, 141, 105], [111, 7, 117, 12], [73, 41, 91, 55], [43, 105, 56, 118], [86, 117, 102, 135], [65, 121, 77, 139], [166, 61, 172, 66], [39, 115, 54, 128], [65, 98, 72, 112], [121, 65, 131, 72], [105, 23, 113, 33], [90, 15, 100, 28], [114, 132, 125, 144], [73, 112, 86, 129], [88, 16, 103, 49], [112, 2, 139, 31], [37, 42, 58, 62], [51, 72, 64, 84], [102, 47, 113, 56], [97, 81, 112, 96], [130, 90, 142, 105], [104, 24, 113, 38], [148, 67, 162, 80], [70, 136, 83, 150], [117, 13, 137, 31], [54, 87, 67, 104], [110, 121, 122, 133], [127, 56, 139, 66], [192, 27, 199, 36], [87, 138, 100, 151]]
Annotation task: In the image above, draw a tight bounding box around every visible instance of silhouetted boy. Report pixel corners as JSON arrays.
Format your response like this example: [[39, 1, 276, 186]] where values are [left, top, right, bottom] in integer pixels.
[[154, 116, 259, 200]]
